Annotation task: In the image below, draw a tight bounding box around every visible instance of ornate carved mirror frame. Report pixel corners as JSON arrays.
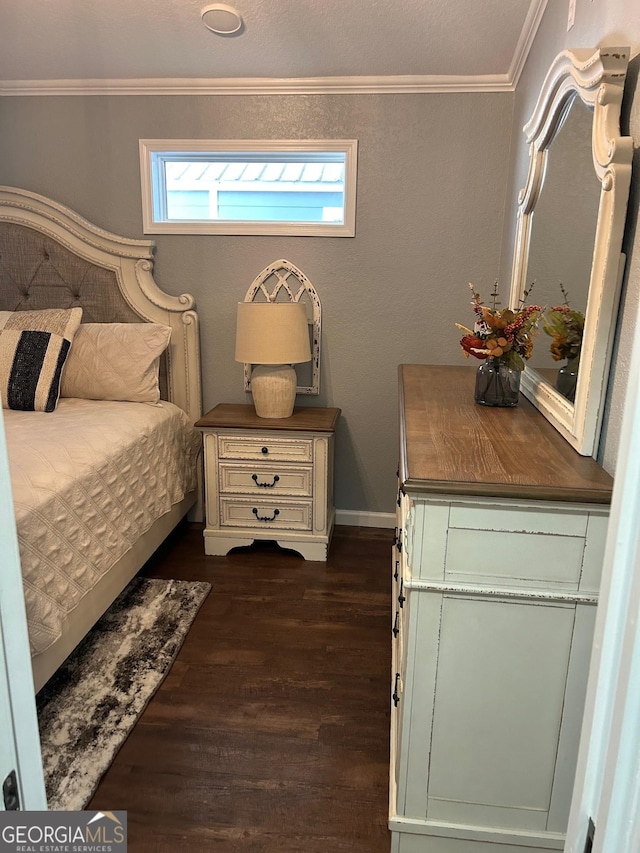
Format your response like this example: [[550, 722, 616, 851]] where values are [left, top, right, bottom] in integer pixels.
[[509, 47, 633, 456]]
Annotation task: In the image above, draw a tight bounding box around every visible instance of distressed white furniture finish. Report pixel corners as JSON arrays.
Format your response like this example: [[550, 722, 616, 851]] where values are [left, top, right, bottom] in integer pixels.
[[196, 404, 340, 561], [390, 365, 613, 853]]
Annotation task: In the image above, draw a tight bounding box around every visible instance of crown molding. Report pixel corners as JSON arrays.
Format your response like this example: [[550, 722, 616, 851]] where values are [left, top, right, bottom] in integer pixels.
[[508, 0, 549, 89], [0, 73, 515, 97]]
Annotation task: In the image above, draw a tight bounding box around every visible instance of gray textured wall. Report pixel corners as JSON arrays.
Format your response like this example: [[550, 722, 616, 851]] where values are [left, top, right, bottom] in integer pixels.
[[499, 0, 640, 474], [0, 92, 513, 514]]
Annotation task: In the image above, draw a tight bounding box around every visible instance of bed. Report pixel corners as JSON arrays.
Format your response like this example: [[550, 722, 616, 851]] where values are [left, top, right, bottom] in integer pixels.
[[0, 186, 203, 692]]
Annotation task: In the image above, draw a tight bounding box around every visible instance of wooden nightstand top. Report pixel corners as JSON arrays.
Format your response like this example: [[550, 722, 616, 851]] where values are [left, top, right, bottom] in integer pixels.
[[196, 403, 341, 433]]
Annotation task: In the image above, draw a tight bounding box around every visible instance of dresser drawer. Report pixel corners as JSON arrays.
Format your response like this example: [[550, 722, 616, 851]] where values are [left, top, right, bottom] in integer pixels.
[[220, 497, 313, 530], [444, 503, 596, 590], [218, 434, 313, 463], [218, 462, 313, 497]]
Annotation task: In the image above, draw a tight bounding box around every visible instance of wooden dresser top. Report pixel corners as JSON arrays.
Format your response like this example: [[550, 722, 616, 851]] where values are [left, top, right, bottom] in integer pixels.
[[399, 364, 613, 504]]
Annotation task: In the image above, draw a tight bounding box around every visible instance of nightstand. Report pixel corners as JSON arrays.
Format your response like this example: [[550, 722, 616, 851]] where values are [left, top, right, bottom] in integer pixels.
[[195, 404, 341, 561]]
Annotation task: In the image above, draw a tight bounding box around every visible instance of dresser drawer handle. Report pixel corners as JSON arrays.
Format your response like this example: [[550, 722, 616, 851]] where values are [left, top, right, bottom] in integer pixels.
[[398, 579, 405, 608], [261, 446, 269, 455], [252, 507, 280, 523], [394, 560, 399, 582], [392, 612, 400, 638], [252, 473, 280, 488], [392, 673, 401, 707]]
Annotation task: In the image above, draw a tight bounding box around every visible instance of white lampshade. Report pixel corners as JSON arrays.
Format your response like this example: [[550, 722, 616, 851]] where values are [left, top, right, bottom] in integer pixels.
[[235, 302, 311, 365]]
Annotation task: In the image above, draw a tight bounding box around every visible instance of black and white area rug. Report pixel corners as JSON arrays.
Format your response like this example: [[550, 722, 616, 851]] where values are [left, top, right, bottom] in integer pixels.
[[37, 577, 211, 811]]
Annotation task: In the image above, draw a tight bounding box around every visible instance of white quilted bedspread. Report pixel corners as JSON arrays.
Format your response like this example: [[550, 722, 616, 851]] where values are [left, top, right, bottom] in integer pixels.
[[5, 399, 200, 656]]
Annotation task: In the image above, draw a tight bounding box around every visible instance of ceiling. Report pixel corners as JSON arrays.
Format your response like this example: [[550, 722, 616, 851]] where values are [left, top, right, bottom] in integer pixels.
[[0, 0, 546, 94]]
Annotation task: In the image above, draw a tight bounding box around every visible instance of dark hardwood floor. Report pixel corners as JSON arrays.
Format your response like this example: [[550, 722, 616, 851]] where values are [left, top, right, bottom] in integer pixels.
[[89, 524, 392, 853]]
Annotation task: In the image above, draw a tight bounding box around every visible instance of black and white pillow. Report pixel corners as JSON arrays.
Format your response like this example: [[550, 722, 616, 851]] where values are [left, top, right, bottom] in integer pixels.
[[0, 308, 83, 412]]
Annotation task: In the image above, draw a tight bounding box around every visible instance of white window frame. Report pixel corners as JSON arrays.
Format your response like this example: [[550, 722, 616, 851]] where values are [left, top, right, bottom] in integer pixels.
[[139, 139, 358, 237]]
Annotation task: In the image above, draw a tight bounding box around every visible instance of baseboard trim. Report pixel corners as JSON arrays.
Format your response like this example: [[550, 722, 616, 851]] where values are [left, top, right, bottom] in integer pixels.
[[335, 509, 395, 529]]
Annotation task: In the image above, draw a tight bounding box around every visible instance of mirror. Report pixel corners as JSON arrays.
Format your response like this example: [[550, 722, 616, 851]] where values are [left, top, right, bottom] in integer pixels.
[[525, 97, 599, 401], [509, 47, 633, 455]]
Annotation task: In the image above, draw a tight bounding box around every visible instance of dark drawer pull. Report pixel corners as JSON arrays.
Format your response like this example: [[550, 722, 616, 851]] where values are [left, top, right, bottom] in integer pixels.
[[394, 561, 399, 582], [392, 611, 400, 638], [392, 526, 398, 547], [396, 530, 403, 553], [392, 673, 401, 707], [252, 507, 280, 522], [398, 579, 405, 608], [252, 473, 280, 488], [261, 446, 269, 455]]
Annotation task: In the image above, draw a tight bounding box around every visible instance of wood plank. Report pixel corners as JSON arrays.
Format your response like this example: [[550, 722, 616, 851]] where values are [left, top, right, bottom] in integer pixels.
[[88, 524, 391, 853], [398, 364, 613, 504], [196, 403, 341, 432]]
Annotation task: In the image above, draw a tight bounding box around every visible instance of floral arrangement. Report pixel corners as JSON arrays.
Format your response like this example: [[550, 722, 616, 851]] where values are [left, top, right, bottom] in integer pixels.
[[456, 282, 543, 371], [543, 283, 584, 363]]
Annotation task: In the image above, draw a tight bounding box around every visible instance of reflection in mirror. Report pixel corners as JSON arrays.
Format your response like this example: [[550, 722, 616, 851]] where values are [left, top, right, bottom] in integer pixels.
[[525, 97, 600, 402]]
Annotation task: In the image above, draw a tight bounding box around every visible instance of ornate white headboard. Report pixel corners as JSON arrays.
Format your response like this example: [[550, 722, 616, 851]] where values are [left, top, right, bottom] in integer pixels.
[[0, 186, 202, 425]]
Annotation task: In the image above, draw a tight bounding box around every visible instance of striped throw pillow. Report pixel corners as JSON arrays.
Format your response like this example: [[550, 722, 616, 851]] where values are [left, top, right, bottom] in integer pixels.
[[0, 308, 83, 412]]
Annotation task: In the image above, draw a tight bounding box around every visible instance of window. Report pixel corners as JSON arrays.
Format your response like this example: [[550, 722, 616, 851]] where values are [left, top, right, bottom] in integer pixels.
[[140, 140, 357, 236]]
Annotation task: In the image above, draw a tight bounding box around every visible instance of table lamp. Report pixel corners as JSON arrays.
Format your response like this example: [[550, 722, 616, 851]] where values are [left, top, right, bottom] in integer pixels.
[[235, 301, 311, 418]]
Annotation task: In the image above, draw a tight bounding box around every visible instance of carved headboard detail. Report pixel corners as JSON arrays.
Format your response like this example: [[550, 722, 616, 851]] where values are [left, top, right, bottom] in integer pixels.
[[0, 187, 201, 424]]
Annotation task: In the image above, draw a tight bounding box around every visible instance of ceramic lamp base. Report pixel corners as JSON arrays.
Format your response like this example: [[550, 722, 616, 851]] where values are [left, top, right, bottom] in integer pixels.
[[251, 364, 297, 418]]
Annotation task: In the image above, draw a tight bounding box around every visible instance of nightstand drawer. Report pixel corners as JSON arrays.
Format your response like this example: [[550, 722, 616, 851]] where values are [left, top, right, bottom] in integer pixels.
[[220, 497, 313, 530], [218, 435, 313, 463], [218, 462, 313, 496]]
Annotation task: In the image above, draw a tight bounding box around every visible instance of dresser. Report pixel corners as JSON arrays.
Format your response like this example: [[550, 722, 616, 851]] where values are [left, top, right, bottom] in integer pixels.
[[390, 365, 613, 853], [195, 404, 340, 561]]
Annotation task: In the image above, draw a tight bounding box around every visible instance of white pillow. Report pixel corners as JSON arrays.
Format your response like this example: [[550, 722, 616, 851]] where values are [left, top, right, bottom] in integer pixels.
[[61, 323, 171, 403]]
